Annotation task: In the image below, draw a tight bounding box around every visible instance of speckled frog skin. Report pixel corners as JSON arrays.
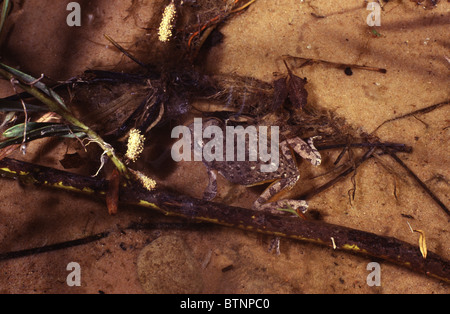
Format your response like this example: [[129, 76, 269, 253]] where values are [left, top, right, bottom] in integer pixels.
[[191, 118, 321, 214]]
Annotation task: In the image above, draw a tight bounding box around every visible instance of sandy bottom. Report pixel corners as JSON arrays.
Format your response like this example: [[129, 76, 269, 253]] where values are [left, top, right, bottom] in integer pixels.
[[0, 0, 449, 294]]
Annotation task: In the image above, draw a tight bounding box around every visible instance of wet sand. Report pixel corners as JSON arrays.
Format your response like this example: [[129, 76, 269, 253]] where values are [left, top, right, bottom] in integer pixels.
[[0, 0, 448, 293]]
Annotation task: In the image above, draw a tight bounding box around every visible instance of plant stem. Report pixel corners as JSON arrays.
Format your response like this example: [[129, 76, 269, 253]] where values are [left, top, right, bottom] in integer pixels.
[[0, 68, 130, 178]]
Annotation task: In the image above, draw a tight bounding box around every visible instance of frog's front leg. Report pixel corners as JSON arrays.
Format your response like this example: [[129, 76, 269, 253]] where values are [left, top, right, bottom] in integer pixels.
[[284, 136, 322, 166]]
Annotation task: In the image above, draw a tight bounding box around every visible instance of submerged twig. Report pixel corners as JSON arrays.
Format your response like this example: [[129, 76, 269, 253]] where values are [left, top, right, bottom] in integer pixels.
[[372, 100, 450, 134], [283, 55, 387, 74], [300, 146, 377, 200], [388, 152, 450, 217], [0, 157, 448, 283], [104, 34, 148, 68], [0, 232, 110, 262], [0, 222, 199, 262]]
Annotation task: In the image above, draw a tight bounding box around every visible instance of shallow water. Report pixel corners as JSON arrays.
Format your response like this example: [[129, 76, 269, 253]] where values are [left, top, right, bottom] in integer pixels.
[[0, 0, 448, 293]]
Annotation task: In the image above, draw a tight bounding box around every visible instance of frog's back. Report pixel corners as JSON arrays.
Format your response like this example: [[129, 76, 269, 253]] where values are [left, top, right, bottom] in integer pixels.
[[195, 118, 298, 187], [204, 150, 296, 187]]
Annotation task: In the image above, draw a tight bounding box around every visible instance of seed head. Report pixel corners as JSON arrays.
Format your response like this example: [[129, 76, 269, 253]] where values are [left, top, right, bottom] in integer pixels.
[[158, 1, 176, 42], [126, 128, 145, 162], [130, 169, 157, 191]]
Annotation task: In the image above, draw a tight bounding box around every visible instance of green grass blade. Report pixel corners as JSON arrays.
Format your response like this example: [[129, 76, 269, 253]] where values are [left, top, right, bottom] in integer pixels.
[[0, 0, 11, 37], [1, 122, 86, 149], [0, 63, 69, 111], [0, 99, 47, 112], [3, 122, 84, 138]]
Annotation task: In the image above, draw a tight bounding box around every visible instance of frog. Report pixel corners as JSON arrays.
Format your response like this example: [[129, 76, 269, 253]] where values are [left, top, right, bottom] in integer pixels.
[[189, 118, 322, 215]]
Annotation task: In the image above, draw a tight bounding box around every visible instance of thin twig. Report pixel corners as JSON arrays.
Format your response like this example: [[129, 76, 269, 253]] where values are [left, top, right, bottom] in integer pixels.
[[388, 152, 450, 217], [0, 222, 202, 262], [103, 34, 147, 69], [300, 147, 378, 200], [372, 100, 450, 134], [283, 55, 387, 73], [0, 232, 110, 262]]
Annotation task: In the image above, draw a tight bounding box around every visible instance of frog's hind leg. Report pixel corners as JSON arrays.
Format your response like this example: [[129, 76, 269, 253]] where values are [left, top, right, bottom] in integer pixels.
[[254, 178, 307, 256], [252, 177, 308, 215], [252, 136, 321, 215], [257, 199, 309, 215]]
